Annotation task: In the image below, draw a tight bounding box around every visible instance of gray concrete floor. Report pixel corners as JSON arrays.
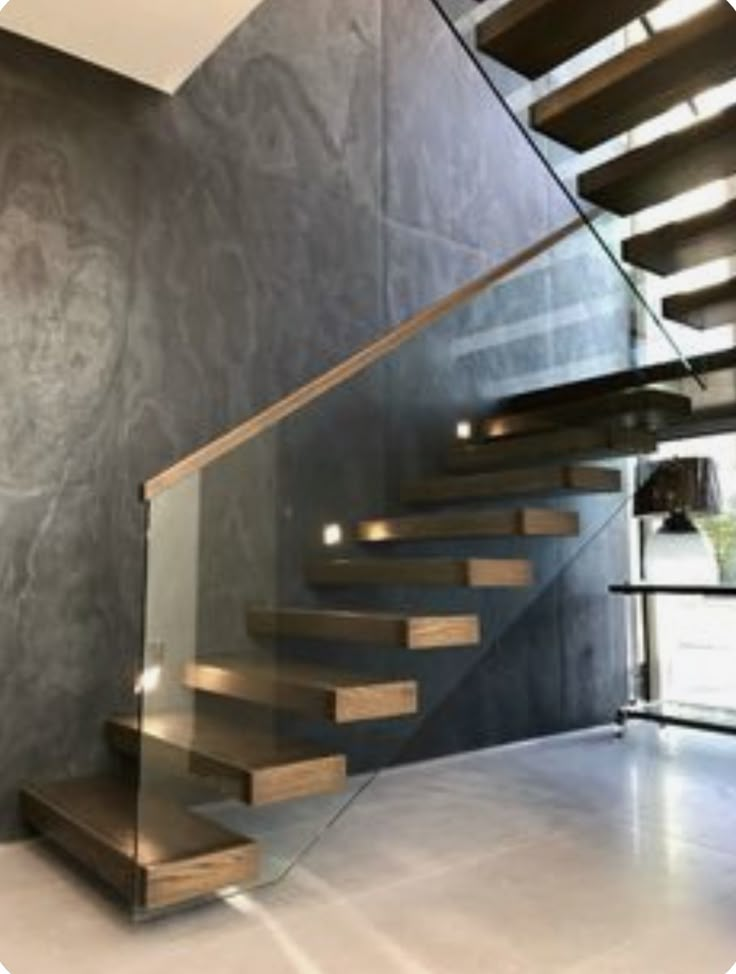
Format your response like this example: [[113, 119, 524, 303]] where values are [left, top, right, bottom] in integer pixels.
[[2, 725, 736, 973]]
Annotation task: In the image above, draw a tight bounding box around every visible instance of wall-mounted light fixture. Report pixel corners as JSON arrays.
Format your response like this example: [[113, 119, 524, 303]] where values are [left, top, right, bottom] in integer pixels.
[[322, 523, 343, 547]]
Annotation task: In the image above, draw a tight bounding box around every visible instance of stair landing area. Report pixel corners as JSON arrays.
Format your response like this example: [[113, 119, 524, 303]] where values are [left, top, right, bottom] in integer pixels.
[[4, 725, 736, 972]]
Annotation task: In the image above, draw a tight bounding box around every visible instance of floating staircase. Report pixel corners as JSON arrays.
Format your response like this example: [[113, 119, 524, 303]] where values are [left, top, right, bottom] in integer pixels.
[[530, 4, 736, 151], [23, 377, 698, 911], [24, 0, 727, 914], [476, 0, 736, 333]]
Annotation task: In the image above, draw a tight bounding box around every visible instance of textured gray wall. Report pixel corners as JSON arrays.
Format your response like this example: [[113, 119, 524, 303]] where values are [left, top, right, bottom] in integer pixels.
[[0, 0, 628, 839]]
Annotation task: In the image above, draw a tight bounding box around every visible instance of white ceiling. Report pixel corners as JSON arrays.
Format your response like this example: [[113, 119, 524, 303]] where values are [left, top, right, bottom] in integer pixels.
[[0, 0, 269, 94]]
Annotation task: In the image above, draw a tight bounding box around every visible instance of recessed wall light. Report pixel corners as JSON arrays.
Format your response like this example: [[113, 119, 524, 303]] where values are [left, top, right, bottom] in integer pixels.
[[135, 664, 162, 695], [456, 421, 473, 441], [323, 523, 343, 547]]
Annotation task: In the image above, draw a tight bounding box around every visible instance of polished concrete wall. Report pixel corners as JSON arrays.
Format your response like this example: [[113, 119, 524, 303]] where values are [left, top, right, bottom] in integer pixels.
[[0, 0, 628, 837]]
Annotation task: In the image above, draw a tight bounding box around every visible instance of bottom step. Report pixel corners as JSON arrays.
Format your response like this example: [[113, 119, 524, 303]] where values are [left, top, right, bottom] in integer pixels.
[[21, 775, 258, 911]]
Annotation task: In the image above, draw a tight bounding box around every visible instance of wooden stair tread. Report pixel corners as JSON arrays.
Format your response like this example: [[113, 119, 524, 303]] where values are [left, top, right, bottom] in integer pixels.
[[21, 775, 258, 910], [357, 508, 579, 543], [108, 714, 347, 806], [307, 557, 533, 588], [403, 464, 622, 505], [623, 197, 736, 275], [186, 657, 418, 724], [531, 4, 736, 150], [663, 274, 736, 330], [248, 607, 480, 648], [476, 0, 659, 79], [578, 103, 736, 216], [447, 427, 657, 473], [482, 389, 691, 439]]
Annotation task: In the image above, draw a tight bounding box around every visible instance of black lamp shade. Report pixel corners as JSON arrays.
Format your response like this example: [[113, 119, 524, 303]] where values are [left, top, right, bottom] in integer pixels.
[[635, 457, 722, 518]]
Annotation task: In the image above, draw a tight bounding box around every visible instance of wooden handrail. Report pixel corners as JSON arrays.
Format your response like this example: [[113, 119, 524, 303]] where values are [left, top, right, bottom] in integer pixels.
[[143, 213, 591, 500]]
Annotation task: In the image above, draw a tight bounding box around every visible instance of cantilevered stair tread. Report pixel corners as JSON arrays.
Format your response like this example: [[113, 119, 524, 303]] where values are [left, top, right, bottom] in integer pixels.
[[530, 4, 736, 151], [21, 775, 258, 911], [186, 657, 418, 723], [663, 275, 736, 330], [447, 427, 657, 473], [476, 0, 660, 79], [481, 389, 691, 439], [578, 103, 736, 216], [357, 508, 579, 543], [402, 464, 622, 505], [623, 197, 736, 275], [247, 607, 480, 649], [307, 557, 533, 588], [108, 714, 347, 806]]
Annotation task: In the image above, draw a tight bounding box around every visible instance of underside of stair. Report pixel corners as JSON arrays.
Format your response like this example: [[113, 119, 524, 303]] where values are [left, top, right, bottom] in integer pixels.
[[108, 714, 347, 806], [247, 607, 480, 649], [186, 658, 419, 723], [357, 508, 579, 543], [447, 427, 657, 473], [402, 464, 622, 505], [623, 197, 736, 275], [476, 0, 659, 79], [481, 389, 691, 439], [307, 557, 533, 588], [663, 275, 736, 330], [21, 776, 258, 912], [530, 3, 736, 151], [578, 103, 736, 216]]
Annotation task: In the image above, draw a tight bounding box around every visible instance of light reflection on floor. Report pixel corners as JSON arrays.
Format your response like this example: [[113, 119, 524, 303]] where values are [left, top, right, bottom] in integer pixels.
[[1, 724, 736, 973]]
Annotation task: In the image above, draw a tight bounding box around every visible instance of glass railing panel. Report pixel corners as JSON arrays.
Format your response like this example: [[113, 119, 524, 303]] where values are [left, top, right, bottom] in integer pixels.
[[135, 214, 672, 914]]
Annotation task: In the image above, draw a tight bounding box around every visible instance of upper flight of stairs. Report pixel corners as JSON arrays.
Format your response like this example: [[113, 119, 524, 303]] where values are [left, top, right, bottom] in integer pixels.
[[477, 0, 736, 333], [530, 4, 736, 151], [578, 104, 736, 216], [476, 0, 660, 79], [622, 198, 736, 276]]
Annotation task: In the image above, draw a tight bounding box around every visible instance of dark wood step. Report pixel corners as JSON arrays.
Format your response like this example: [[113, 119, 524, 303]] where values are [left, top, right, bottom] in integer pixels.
[[663, 274, 736, 330], [247, 607, 480, 649], [447, 427, 657, 474], [186, 658, 418, 724], [307, 557, 533, 588], [107, 714, 347, 807], [476, 0, 659, 79], [482, 389, 691, 438], [579, 103, 736, 216], [403, 465, 621, 505], [357, 508, 579, 543], [623, 197, 736, 275], [21, 775, 258, 911], [531, 4, 736, 150], [493, 350, 736, 415]]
